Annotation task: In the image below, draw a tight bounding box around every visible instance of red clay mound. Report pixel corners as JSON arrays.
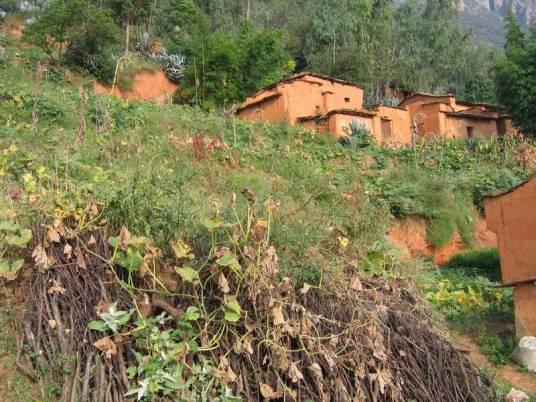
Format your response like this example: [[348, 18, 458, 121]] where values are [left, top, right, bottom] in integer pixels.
[[94, 69, 177, 103], [389, 216, 497, 265]]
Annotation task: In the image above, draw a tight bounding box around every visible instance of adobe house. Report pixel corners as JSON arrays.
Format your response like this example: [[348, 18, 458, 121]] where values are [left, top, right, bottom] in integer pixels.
[[237, 73, 513, 145], [236, 72, 412, 145], [399, 93, 515, 140], [236, 72, 366, 125], [484, 175, 536, 337]]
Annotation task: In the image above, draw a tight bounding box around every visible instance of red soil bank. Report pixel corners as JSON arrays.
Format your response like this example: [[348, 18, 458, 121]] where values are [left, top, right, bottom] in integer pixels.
[[94, 69, 177, 103], [388, 216, 497, 265]]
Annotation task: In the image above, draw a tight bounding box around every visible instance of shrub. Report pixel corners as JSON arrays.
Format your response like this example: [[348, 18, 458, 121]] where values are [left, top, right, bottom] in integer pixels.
[[444, 248, 501, 282], [371, 166, 476, 247], [23, 0, 119, 80], [422, 271, 513, 323]]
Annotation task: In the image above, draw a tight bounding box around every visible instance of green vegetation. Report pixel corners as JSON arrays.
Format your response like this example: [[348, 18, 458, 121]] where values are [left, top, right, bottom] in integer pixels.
[[444, 248, 501, 282], [494, 8, 536, 136], [420, 247, 529, 376], [1, 0, 504, 108], [1, 9, 536, 399]]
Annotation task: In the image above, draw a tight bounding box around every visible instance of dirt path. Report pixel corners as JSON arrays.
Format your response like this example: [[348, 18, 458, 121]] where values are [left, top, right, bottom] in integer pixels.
[[456, 335, 536, 394]]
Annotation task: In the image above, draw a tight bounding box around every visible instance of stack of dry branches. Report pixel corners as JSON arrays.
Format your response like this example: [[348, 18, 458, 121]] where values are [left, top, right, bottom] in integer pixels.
[[19, 227, 131, 402], [17, 220, 495, 401]]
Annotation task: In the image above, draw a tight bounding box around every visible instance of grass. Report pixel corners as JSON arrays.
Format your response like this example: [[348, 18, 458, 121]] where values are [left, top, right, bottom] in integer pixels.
[[444, 247, 501, 282], [0, 39, 535, 398]]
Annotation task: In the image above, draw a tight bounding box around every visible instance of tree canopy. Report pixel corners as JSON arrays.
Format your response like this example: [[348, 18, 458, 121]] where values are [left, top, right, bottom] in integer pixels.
[[18, 0, 522, 111], [494, 8, 536, 136]]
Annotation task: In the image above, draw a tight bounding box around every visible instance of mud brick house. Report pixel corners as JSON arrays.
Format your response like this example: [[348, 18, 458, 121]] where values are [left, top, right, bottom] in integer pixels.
[[484, 175, 536, 337], [399, 93, 515, 140], [236, 73, 515, 145], [236, 72, 412, 145]]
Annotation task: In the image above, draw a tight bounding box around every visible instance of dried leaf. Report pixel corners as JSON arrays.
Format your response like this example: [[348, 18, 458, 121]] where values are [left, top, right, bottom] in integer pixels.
[[48, 280, 66, 295], [47, 228, 60, 243], [93, 336, 117, 358], [300, 283, 311, 295], [260, 246, 278, 276], [32, 244, 50, 270], [213, 356, 237, 383], [119, 226, 130, 247], [88, 235, 96, 245], [260, 383, 279, 399], [63, 243, 73, 259], [264, 196, 280, 213], [243, 333, 254, 355], [243, 245, 257, 261], [373, 369, 391, 395], [74, 245, 87, 269], [48, 319, 56, 329], [350, 276, 363, 291], [218, 273, 230, 294], [272, 301, 286, 326], [288, 362, 304, 383]]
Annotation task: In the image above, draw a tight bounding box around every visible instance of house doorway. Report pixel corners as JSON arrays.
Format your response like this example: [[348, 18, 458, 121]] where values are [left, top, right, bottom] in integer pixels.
[[467, 126, 474, 139], [381, 118, 392, 142]]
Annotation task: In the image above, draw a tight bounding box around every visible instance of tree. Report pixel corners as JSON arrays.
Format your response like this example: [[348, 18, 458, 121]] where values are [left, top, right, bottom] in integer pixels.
[[494, 8, 536, 136], [504, 7, 526, 62], [23, 0, 119, 80], [104, 0, 154, 55], [521, 23, 536, 135], [179, 21, 293, 109], [156, 0, 211, 54], [23, 0, 87, 58], [63, 6, 120, 82]]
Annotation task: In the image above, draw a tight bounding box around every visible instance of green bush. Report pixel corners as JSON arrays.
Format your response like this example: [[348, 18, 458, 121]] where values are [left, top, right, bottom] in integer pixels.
[[23, 0, 119, 81], [444, 248, 501, 282], [477, 331, 516, 366], [370, 166, 476, 247], [421, 270, 513, 323]]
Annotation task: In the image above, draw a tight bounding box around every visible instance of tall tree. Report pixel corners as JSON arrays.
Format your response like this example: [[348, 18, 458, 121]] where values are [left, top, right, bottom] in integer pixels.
[[494, 7, 535, 135], [104, 0, 154, 55]]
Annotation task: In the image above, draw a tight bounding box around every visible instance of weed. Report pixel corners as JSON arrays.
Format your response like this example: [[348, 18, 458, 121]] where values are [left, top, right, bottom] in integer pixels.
[[478, 331, 516, 366]]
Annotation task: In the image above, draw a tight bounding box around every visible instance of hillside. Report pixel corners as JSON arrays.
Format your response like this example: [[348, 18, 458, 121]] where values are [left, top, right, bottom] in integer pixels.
[[1, 21, 536, 399], [394, 0, 534, 46], [458, 0, 535, 46]]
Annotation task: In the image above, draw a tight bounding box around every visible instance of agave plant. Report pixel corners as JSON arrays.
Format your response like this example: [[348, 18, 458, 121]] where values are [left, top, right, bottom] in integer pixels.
[[155, 48, 185, 83], [340, 120, 374, 149]]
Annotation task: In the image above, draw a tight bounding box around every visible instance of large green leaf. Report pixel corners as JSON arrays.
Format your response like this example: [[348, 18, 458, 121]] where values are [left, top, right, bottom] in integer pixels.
[[5, 229, 32, 247], [0, 220, 19, 232], [223, 296, 241, 323], [88, 320, 107, 332], [216, 252, 242, 276], [175, 266, 200, 284], [115, 247, 143, 272], [171, 240, 195, 260], [202, 217, 230, 232], [0, 259, 24, 280], [183, 306, 200, 321]]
